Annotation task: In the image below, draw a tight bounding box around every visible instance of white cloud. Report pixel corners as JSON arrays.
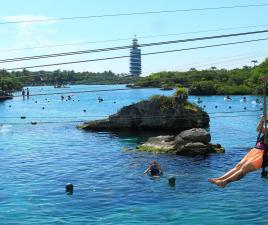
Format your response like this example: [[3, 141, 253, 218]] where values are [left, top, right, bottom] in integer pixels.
[[2, 14, 57, 24], [2, 15, 57, 49]]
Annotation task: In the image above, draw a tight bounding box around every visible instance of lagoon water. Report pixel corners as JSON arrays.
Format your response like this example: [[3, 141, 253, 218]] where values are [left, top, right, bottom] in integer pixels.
[[0, 85, 267, 225]]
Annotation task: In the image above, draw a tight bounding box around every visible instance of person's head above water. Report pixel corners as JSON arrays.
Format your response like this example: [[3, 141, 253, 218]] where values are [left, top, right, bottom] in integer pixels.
[[150, 160, 158, 165], [144, 160, 162, 176]]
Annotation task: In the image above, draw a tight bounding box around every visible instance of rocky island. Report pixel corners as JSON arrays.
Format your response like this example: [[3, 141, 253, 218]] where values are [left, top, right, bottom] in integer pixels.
[[79, 90, 224, 155], [79, 94, 209, 131]]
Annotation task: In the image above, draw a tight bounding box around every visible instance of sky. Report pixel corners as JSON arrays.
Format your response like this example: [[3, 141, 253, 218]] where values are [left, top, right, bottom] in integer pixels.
[[0, 0, 268, 76]]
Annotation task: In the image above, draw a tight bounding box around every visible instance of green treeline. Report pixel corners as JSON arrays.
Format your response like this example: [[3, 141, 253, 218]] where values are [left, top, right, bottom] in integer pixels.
[[134, 58, 268, 95], [0, 69, 138, 92], [1, 57, 268, 95]]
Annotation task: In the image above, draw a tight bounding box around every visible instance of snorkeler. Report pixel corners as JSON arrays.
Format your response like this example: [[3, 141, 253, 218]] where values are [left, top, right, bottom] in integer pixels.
[[241, 97, 247, 102], [144, 160, 163, 176], [98, 97, 104, 102], [208, 115, 267, 188]]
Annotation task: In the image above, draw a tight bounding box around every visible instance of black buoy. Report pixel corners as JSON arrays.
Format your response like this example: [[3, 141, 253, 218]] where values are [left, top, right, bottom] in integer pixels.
[[168, 176, 176, 187], [229, 106, 232, 109], [42, 107, 45, 110], [31, 121, 37, 125], [66, 183, 73, 194], [203, 105, 206, 108], [215, 105, 218, 109], [83, 109, 86, 112], [9, 105, 11, 108], [244, 107, 247, 110], [20, 116, 26, 119], [35, 101, 37, 103]]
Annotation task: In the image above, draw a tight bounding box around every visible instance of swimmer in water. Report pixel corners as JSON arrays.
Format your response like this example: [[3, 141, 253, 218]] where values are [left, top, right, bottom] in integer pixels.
[[144, 160, 163, 176]]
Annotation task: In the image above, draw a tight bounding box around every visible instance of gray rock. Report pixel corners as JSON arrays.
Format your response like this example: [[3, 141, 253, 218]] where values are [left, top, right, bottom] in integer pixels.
[[137, 135, 177, 152], [178, 128, 211, 144], [137, 128, 223, 156], [78, 96, 209, 131], [148, 135, 175, 143], [176, 142, 209, 156], [174, 135, 187, 148]]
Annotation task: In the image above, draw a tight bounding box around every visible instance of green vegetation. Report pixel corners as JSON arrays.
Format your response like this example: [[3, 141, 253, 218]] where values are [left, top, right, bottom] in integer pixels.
[[149, 94, 201, 113], [149, 95, 178, 112], [0, 69, 139, 92], [136, 144, 175, 153], [133, 58, 268, 95], [174, 87, 188, 97], [0, 70, 22, 92], [2, 57, 268, 95]]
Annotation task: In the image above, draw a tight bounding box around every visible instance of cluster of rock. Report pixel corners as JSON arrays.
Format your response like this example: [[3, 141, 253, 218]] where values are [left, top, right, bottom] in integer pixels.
[[78, 95, 224, 156], [78, 96, 209, 131], [137, 128, 224, 156]]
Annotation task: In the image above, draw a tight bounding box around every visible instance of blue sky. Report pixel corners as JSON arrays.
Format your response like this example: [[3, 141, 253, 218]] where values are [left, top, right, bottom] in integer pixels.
[[0, 0, 268, 75]]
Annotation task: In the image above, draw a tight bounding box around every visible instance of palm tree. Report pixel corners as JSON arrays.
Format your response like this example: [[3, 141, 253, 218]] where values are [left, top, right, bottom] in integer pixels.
[[211, 66, 217, 70], [251, 60, 258, 67]]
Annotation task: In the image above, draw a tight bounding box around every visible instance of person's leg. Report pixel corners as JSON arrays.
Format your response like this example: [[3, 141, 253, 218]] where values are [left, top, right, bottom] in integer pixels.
[[208, 159, 247, 183], [213, 162, 256, 188]]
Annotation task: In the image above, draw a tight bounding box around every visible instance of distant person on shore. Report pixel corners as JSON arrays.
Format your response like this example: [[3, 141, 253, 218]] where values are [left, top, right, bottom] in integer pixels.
[[144, 160, 163, 177], [26, 88, 30, 98], [22, 88, 25, 98], [61, 95, 64, 101], [209, 115, 267, 188]]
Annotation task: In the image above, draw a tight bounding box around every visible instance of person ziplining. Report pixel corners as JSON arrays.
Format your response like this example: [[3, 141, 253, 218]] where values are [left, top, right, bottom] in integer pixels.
[[209, 78, 268, 188]]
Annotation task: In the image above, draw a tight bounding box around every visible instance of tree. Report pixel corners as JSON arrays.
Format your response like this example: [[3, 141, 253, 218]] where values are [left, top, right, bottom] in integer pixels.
[[211, 66, 217, 70], [251, 60, 258, 67]]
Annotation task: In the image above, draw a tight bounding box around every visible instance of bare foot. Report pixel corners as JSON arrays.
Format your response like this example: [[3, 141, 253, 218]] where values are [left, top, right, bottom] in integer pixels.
[[208, 178, 217, 183], [208, 178, 227, 188], [215, 180, 227, 188]]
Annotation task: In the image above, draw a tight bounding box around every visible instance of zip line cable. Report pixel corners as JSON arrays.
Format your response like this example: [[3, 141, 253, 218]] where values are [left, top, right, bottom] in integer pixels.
[[0, 3, 267, 25], [0, 109, 262, 119], [1, 23, 268, 53], [0, 88, 130, 98], [143, 51, 268, 74], [0, 53, 262, 85], [0, 113, 262, 126], [1, 29, 268, 63], [5, 36, 268, 71], [2, 50, 267, 81]]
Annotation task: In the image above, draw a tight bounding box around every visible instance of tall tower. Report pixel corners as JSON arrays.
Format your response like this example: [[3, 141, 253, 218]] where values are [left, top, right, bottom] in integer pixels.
[[130, 37, 142, 76]]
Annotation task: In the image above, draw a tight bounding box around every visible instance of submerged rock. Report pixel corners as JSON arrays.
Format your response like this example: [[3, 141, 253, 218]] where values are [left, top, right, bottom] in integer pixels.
[[78, 95, 209, 131], [137, 128, 224, 156]]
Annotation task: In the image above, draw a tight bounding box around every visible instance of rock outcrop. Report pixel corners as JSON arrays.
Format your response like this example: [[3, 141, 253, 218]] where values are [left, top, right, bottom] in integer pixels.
[[137, 128, 224, 156], [78, 95, 209, 131]]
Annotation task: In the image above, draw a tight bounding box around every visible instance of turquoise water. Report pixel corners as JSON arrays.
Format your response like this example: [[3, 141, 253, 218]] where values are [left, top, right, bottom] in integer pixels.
[[0, 85, 267, 225]]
